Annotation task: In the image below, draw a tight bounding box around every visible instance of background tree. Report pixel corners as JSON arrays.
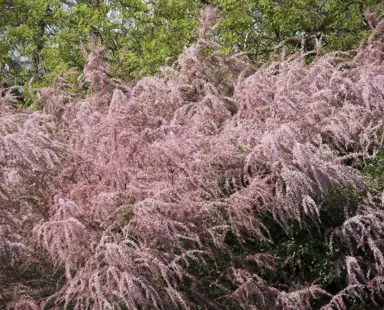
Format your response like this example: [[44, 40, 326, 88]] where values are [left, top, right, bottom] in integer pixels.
[[214, 0, 384, 60], [0, 0, 383, 88], [0, 0, 202, 87]]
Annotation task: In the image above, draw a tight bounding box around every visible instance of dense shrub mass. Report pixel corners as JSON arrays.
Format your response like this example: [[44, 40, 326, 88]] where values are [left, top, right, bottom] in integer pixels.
[[0, 6, 384, 310]]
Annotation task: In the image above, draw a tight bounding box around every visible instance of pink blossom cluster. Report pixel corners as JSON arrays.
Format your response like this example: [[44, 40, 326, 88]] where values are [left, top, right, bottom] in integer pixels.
[[1, 7, 383, 310]]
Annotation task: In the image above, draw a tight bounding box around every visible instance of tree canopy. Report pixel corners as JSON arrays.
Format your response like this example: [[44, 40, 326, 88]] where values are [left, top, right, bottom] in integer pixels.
[[0, 0, 383, 88]]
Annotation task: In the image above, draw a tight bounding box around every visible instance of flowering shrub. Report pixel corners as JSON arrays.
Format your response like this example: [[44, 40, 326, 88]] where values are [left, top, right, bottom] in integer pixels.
[[0, 6, 384, 310]]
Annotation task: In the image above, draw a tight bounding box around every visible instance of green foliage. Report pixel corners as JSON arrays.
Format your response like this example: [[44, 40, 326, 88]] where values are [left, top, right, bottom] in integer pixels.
[[0, 0, 200, 87], [236, 141, 250, 154], [322, 182, 362, 227], [121, 205, 134, 222], [364, 150, 384, 192], [1, 0, 383, 91], [214, 0, 384, 62], [211, 180, 364, 308]]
